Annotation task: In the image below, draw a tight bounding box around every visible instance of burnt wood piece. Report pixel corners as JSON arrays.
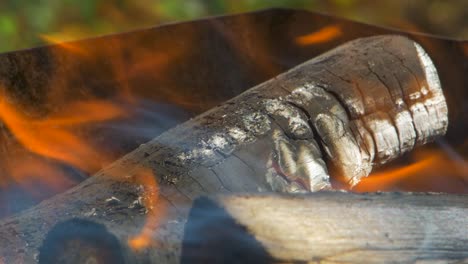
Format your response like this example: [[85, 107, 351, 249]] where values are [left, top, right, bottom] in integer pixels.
[[110, 34, 446, 193], [182, 192, 468, 264], [0, 36, 449, 263]]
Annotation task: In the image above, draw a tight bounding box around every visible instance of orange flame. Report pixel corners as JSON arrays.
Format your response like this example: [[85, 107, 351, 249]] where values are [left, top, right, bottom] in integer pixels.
[[353, 147, 468, 193], [0, 25, 195, 222], [0, 92, 124, 173], [296, 25, 342, 45], [128, 168, 165, 250]]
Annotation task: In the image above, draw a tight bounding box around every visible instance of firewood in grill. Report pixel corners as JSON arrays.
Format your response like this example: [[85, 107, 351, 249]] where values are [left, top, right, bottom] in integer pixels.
[[182, 192, 468, 264], [0, 35, 449, 263]]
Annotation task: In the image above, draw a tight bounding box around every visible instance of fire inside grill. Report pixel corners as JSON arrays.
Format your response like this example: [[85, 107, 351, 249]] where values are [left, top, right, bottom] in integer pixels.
[[0, 8, 466, 264]]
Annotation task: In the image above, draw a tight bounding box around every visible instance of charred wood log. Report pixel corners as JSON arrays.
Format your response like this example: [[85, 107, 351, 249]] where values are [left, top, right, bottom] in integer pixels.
[[130, 34, 447, 192], [0, 35, 449, 263], [182, 192, 468, 264]]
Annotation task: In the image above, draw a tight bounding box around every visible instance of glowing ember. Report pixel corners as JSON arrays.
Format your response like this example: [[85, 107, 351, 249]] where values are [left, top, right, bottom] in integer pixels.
[[296, 25, 342, 45]]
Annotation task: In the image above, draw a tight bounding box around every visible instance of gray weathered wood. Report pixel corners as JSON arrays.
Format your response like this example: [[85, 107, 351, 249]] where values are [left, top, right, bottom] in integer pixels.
[[182, 192, 468, 264], [0, 35, 449, 263]]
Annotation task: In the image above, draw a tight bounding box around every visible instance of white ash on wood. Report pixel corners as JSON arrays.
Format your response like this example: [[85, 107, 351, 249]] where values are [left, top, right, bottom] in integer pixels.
[[0, 35, 449, 263]]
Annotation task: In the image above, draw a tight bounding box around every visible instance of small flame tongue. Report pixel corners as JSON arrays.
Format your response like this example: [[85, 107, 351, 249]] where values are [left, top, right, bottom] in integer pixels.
[[296, 24, 342, 45], [127, 168, 165, 251], [353, 143, 468, 193]]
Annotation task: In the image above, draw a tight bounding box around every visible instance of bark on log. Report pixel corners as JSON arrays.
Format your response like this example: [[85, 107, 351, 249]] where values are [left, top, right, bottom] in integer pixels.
[[182, 192, 468, 264], [0, 35, 448, 263]]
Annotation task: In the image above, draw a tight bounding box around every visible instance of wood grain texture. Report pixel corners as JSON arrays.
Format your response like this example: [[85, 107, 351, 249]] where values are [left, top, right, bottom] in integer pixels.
[[182, 192, 468, 264]]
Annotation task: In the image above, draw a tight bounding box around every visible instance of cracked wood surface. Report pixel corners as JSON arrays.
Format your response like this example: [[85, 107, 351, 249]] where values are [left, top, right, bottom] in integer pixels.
[[182, 192, 468, 264], [0, 35, 449, 263]]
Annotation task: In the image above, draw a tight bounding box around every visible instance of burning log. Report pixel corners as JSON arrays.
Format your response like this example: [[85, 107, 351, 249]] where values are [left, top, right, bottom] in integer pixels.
[[0, 35, 449, 263], [182, 192, 468, 263], [132, 33, 446, 192]]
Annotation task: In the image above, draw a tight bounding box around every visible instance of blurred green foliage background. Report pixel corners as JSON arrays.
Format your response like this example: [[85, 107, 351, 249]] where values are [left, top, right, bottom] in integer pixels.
[[0, 0, 467, 53]]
